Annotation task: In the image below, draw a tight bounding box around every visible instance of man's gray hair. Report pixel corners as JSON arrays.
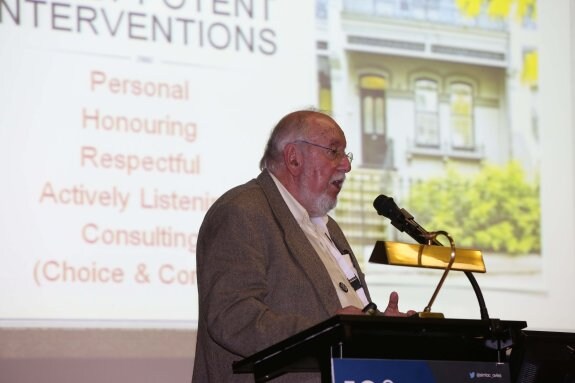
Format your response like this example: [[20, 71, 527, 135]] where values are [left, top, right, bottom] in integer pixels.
[[259, 109, 329, 172]]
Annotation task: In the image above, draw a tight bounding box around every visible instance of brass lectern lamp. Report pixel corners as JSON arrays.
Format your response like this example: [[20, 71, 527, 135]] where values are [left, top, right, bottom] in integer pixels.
[[369, 195, 489, 320]]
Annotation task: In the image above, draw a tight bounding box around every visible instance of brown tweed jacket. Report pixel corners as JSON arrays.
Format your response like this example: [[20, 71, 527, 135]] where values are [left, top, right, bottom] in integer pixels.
[[192, 169, 370, 382]]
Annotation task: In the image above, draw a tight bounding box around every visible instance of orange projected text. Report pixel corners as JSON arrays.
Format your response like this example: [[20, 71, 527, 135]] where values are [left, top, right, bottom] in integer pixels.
[[39, 182, 130, 212], [82, 108, 198, 143], [81, 223, 198, 254], [140, 188, 215, 212], [90, 71, 190, 100], [39, 260, 125, 284], [158, 264, 197, 286], [80, 146, 201, 175]]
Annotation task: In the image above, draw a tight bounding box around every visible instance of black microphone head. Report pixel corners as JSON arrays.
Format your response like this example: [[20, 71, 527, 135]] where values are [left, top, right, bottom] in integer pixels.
[[373, 194, 403, 222]]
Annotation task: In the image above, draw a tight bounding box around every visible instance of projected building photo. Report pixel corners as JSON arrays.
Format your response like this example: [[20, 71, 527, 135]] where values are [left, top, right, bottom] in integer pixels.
[[315, 0, 540, 292]]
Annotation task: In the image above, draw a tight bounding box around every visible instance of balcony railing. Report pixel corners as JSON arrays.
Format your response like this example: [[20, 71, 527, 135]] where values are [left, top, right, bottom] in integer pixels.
[[340, 0, 507, 31]]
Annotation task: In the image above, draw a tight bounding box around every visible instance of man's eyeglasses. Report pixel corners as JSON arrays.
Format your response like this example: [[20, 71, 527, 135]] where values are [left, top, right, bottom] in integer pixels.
[[293, 140, 353, 163]]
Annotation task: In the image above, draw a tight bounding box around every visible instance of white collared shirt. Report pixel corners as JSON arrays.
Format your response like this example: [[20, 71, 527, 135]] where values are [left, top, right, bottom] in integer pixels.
[[269, 173, 369, 309]]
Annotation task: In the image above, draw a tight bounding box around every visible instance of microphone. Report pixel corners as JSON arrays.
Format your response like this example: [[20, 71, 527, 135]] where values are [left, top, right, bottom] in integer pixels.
[[373, 194, 490, 320], [373, 194, 440, 246]]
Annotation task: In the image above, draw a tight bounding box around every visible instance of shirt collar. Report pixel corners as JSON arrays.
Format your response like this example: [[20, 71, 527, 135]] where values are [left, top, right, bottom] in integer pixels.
[[268, 172, 328, 227]]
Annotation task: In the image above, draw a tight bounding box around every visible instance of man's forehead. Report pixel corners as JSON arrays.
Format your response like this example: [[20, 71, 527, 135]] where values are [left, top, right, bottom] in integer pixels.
[[308, 121, 346, 145]]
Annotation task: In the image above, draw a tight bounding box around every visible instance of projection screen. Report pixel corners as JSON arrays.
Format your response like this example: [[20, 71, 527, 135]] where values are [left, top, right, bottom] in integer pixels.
[[0, 0, 573, 347]]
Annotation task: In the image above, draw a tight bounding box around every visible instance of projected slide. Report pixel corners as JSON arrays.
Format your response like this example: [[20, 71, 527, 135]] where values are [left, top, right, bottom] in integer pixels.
[[0, 0, 316, 325], [2, 0, 571, 332]]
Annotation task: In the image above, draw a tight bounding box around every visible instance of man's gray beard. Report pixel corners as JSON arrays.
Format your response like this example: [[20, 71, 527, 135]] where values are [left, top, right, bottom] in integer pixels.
[[318, 194, 337, 216], [300, 173, 341, 217], [307, 192, 337, 217]]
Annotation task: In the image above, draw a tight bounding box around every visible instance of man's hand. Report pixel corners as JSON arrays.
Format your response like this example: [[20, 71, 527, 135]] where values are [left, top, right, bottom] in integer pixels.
[[336, 291, 417, 317], [382, 291, 417, 317], [336, 305, 364, 315]]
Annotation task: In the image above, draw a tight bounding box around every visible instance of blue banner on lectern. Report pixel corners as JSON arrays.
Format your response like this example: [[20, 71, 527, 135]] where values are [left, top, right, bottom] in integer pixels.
[[331, 358, 511, 383]]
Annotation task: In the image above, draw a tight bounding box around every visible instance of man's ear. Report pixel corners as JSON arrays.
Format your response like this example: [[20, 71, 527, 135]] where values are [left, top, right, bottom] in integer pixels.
[[284, 143, 302, 175]]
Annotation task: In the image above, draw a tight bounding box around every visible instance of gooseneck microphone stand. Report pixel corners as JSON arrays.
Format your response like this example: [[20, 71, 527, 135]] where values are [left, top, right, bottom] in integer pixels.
[[373, 194, 490, 321]]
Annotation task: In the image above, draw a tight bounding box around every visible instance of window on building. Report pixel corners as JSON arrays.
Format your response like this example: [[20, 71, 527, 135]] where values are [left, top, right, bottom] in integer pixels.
[[450, 82, 475, 149], [316, 0, 328, 20], [415, 78, 440, 147]]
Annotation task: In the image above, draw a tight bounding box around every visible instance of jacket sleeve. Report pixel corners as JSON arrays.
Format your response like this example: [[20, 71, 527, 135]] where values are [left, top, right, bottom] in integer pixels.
[[196, 192, 336, 357]]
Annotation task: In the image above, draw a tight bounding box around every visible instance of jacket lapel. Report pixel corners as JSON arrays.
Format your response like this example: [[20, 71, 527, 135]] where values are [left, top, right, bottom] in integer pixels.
[[256, 170, 340, 314], [327, 219, 372, 303]]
